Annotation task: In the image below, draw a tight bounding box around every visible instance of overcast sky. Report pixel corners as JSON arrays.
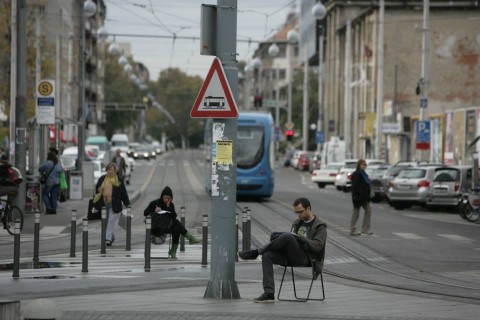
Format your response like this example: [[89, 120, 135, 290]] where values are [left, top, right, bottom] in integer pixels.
[[104, 0, 297, 80]]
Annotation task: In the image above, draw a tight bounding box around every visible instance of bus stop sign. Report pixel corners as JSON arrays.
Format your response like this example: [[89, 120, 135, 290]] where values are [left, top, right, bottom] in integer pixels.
[[190, 57, 238, 118]]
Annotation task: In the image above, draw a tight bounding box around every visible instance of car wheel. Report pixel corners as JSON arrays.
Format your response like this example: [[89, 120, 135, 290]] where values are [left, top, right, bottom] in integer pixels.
[[336, 186, 342, 191], [317, 183, 325, 188]]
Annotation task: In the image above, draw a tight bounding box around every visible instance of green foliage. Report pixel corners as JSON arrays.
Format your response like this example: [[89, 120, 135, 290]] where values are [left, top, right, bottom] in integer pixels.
[[104, 53, 141, 137], [149, 68, 204, 147]]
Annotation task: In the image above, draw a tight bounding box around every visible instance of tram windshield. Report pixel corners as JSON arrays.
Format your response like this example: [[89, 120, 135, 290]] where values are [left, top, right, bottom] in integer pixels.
[[237, 125, 264, 169]]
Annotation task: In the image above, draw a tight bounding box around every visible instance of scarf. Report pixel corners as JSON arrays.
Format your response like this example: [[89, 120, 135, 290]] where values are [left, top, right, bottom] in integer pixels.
[[93, 174, 121, 203], [359, 169, 371, 187]]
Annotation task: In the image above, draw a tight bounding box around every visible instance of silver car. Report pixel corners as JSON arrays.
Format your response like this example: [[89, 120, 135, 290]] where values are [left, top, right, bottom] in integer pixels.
[[388, 165, 444, 210], [426, 165, 473, 210]]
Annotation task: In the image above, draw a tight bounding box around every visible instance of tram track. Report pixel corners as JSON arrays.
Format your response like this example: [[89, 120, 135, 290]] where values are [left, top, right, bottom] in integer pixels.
[[236, 199, 480, 303]]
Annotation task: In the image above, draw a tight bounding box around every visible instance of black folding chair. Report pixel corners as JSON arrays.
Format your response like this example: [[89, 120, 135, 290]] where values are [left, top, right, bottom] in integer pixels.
[[150, 213, 173, 259], [277, 248, 325, 302]]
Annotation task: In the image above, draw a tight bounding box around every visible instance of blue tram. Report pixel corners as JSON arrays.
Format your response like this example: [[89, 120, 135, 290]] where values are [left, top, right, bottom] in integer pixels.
[[204, 112, 275, 198]]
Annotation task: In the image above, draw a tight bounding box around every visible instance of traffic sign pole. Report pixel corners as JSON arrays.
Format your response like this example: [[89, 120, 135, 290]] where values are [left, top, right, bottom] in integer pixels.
[[203, 0, 240, 299]]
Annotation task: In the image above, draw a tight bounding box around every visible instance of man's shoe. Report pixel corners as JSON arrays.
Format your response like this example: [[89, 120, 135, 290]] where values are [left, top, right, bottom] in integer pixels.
[[253, 292, 275, 303], [238, 249, 259, 260]]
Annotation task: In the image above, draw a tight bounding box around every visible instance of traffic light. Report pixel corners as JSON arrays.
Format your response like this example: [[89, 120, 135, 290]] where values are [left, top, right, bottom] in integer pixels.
[[285, 129, 294, 141], [254, 95, 263, 108]]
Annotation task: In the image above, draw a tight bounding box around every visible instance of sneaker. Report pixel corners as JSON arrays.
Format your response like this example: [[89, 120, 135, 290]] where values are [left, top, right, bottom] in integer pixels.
[[350, 232, 361, 236], [362, 231, 374, 235], [238, 249, 259, 260], [253, 292, 275, 303]]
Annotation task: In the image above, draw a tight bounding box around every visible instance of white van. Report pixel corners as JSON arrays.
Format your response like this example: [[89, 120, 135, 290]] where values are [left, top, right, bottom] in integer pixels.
[[110, 134, 129, 153]]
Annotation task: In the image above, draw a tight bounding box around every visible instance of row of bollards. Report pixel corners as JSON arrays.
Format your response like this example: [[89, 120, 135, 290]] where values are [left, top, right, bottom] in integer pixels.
[[11, 204, 208, 277]]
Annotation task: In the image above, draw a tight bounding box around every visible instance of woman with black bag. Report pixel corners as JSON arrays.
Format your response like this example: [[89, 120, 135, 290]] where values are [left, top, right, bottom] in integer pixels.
[[94, 163, 130, 246], [39, 151, 64, 214]]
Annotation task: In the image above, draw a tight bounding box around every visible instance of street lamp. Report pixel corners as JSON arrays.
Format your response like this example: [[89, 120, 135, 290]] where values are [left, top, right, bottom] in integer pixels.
[[77, 0, 97, 170], [286, 29, 299, 127], [313, 2, 327, 154]]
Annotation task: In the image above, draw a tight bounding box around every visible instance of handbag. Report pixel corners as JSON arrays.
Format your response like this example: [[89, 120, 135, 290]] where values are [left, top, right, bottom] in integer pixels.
[[87, 198, 102, 220], [119, 209, 132, 230], [40, 165, 55, 185], [60, 172, 68, 190]]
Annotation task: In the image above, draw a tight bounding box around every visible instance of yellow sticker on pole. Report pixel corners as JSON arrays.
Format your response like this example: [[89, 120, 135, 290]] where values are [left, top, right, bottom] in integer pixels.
[[215, 140, 233, 165]]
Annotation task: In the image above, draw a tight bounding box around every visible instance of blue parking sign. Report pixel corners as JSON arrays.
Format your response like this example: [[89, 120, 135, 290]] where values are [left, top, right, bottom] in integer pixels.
[[415, 120, 430, 150]]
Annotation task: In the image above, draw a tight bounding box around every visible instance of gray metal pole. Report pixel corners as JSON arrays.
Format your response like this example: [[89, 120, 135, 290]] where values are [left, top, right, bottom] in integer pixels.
[[317, 33, 324, 154], [14, 0, 27, 213], [144, 216, 151, 272], [344, 20, 352, 159], [77, 0, 85, 170], [180, 206, 186, 252], [420, 0, 430, 162], [204, 0, 240, 299], [82, 219, 88, 273], [12, 220, 21, 278], [302, 49, 309, 152], [100, 207, 106, 254], [33, 213, 40, 262], [375, 0, 385, 160], [126, 205, 131, 251], [70, 209, 76, 257]]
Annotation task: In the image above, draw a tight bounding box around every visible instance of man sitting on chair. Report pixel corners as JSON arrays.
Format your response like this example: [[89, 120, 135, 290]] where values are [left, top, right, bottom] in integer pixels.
[[238, 197, 327, 303], [144, 186, 201, 259]]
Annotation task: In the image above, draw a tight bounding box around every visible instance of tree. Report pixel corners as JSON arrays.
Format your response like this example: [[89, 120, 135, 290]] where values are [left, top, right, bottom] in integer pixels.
[[149, 68, 204, 148]]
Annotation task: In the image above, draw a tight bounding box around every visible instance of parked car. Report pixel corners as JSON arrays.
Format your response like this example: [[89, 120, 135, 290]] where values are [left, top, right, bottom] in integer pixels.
[[370, 161, 419, 202], [296, 151, 315, 171], [426, 165, 473, 211], [366, 164, 391, 202], [334, 159, 358, 192], [290, 150, 302, 169], [387, 165, 444, 210], [311, 162, 343, 188]]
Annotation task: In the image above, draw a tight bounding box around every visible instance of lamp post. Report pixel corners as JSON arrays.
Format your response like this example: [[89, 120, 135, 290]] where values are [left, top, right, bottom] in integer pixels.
[[312, 2, 327, 154], [77, 0, 96, 170], [287, 29, 299, 128]]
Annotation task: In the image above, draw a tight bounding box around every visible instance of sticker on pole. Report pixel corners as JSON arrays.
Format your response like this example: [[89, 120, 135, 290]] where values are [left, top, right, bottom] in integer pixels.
[[190, 57, 238, 118]]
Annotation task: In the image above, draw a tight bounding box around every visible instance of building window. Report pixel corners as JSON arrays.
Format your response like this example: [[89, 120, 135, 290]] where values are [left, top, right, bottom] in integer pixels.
[[279, 69, 286, 79]]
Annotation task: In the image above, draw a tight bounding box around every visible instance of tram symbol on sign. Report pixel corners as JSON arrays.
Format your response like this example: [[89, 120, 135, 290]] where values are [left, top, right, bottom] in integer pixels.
[[203, 96, 226, 109]]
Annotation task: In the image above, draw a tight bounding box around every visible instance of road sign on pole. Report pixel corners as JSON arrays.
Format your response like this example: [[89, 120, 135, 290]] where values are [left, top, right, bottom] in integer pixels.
[[416, 120, 430, 150], [191, 57, 238, 118]]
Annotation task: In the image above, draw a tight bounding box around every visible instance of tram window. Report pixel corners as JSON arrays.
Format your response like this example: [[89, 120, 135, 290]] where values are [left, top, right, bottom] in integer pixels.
[[237, 126, 264, 168]]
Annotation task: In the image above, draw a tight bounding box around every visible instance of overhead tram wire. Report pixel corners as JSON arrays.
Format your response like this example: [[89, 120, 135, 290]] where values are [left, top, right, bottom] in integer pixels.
[[104, 32, 260, 44]]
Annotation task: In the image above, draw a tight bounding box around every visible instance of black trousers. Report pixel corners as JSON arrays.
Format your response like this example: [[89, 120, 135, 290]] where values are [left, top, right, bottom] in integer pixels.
[[152, 219, 187, 245]]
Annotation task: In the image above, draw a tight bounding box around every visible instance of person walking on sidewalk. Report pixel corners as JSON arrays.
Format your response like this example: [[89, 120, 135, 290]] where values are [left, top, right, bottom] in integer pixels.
[[350, 159, 373, 236], [95, 162, 130, 246], [39, 151, 64, 214], [238, 197, 327, 303], [111, 149, 126, 181], [143, 186, 201, 259]]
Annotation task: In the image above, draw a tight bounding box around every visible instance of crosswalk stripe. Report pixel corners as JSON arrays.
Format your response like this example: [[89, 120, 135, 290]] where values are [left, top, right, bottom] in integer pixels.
[[437, 234, 473, 241], [393, 232, 426, 240]]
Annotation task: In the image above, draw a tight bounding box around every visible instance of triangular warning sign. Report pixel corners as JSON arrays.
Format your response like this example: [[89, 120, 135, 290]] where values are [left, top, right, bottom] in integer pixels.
[[190, 57, 238, 118]]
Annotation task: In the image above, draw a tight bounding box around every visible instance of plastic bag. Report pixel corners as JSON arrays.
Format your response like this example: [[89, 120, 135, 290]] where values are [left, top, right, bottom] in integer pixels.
[[60, 172, 68, 190]]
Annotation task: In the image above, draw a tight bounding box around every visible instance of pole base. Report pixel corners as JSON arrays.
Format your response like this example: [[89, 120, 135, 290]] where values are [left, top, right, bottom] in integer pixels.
[[204, 279, 240, 299]]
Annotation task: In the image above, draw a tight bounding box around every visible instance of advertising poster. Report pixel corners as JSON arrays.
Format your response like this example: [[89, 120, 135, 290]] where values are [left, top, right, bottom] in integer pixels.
[[25, 182, 41, 213], [444, 112, 454, 165], [465, 109, 476, 164]]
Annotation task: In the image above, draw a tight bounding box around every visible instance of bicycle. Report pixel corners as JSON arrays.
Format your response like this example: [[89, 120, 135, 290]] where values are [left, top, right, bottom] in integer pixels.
[[0, 188, 24, 235], [458, 188, 479, 223]]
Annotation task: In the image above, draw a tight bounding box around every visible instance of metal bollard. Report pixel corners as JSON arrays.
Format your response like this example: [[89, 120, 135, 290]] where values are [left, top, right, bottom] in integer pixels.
[[101, 207, 107, 254], [235, 212, 239, 261], [242, 208, 247, 251], [144, 216, 151, 272], [70, 209, 77, 258], [33, 213, 40, 262], [12, 220, 20, 278], [82, 219, 88, 273], [126, 205, 132, 251], [201, 214, 208, 267], [246, 207, 251, 250], [180, 206, 186, 252]]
